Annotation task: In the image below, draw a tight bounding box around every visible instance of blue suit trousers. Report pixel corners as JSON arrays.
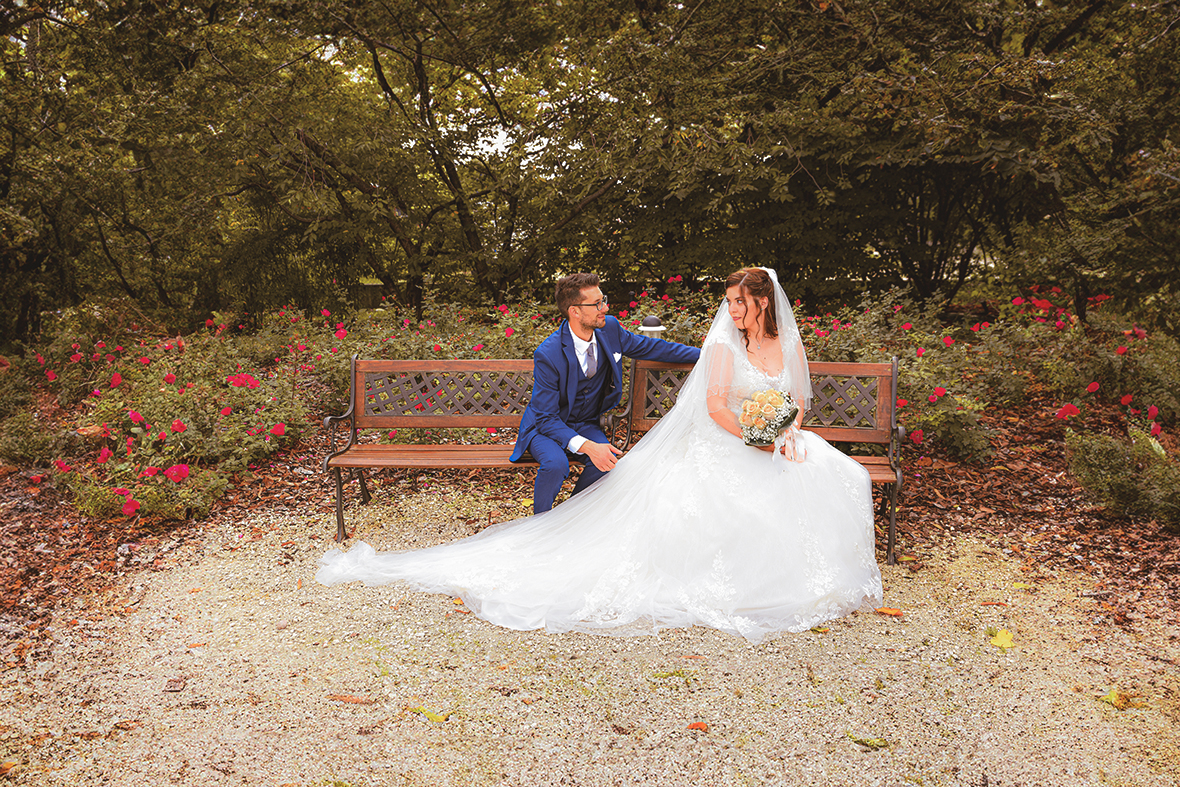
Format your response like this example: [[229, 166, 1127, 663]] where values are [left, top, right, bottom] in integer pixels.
[[527, 423, 610, 513]]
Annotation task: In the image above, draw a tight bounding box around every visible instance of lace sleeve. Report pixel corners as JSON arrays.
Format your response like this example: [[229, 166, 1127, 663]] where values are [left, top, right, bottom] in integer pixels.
[[704, 341, 742, 438]]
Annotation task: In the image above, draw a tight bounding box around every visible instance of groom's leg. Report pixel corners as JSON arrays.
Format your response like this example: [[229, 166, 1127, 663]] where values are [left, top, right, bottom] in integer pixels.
[[527, 433, 571, 514], [570, 424, 611, 496]]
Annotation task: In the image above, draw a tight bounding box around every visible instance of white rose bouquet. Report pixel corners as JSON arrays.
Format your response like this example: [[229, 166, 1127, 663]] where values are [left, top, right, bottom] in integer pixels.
[[737, 389, 800, 447]]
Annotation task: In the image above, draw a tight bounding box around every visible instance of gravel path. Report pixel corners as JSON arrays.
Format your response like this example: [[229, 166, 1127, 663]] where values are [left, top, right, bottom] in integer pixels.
[[2, 488, 1178, 787]]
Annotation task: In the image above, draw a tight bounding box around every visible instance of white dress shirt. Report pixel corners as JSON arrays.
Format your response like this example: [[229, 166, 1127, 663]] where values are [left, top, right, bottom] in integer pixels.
[[566, 325, 599, 454]]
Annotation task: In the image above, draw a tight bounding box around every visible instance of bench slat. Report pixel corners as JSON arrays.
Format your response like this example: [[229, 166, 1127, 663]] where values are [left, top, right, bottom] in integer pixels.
[[327, 443, 537, 468]]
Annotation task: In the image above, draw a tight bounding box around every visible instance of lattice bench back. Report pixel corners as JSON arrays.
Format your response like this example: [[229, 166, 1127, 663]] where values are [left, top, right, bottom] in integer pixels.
[[351, 359, 536, 429], [629, 359, 898, 445]]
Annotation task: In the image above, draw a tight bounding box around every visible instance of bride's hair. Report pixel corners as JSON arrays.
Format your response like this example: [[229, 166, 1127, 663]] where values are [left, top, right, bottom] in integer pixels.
[[725, 268, 779, 348]]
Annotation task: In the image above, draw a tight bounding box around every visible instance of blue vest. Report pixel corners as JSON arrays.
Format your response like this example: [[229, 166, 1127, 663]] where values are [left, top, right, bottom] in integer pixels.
[[569, 359, 609, 426]]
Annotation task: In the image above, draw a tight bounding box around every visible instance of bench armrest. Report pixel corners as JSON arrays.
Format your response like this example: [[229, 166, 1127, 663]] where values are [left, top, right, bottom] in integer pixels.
[[322, 355, 360, 472]]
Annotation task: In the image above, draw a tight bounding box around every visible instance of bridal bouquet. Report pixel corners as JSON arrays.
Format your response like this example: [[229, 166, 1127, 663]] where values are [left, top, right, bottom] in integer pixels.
[[738, 389, 800, 447]]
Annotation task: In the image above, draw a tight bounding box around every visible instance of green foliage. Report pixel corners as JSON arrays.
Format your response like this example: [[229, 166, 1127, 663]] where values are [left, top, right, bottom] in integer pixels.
[[1067, 429, 1180, 530], [0, 367, 34, 421], [4, 0, 1178, 349], [0, 412, 79, 466], [67, 461, 230, 520]]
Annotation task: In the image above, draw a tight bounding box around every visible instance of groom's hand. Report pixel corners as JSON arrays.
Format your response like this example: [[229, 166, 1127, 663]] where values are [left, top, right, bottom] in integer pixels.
[[582, 441, 624, 472]]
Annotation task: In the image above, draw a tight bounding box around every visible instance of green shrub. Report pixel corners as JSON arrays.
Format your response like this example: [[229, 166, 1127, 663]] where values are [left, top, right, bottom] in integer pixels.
[[0, 412, 79, 466], [1067, 428, 1180, 530], [67, 461, 230, 520]]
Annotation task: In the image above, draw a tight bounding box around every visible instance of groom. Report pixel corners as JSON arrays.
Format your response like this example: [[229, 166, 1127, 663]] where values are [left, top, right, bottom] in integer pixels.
[[510, 273, 701, 513]]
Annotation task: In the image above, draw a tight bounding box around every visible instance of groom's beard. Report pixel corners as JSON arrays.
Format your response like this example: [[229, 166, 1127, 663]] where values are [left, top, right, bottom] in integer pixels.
[[577, 312, 606, 333]]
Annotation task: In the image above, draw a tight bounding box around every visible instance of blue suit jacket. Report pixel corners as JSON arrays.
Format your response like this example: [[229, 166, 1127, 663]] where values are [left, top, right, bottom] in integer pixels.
[[510, 316, 701, 461]]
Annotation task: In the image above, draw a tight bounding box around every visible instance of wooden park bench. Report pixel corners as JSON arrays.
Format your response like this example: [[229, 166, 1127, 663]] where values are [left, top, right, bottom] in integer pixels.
[[323, 355, 903, 563]]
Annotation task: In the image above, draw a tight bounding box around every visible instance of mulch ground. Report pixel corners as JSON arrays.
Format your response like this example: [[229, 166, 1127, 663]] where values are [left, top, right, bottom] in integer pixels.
[[2, 391, 1178, 669]]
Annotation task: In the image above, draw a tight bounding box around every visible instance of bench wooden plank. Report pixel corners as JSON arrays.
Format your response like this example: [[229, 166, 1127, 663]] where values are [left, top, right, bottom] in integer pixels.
[[326, 444, 536, 468]]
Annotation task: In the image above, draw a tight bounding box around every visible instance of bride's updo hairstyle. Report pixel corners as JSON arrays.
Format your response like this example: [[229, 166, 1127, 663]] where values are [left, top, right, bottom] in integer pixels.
[[725, 267, 779, 349]]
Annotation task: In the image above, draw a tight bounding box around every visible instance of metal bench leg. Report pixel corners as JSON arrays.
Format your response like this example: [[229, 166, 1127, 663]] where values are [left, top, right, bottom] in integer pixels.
[[357, 469, 372, 504], [886, 480, 899, 565], [333, 468, 347, 542]]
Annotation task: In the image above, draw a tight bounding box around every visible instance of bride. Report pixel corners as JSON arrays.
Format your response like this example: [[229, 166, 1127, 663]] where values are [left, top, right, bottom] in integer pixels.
[[317, 267, 883, 643]]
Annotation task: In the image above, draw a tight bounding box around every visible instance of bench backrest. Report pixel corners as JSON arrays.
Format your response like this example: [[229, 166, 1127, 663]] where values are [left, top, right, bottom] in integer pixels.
[[630, 359, 898, 445], [346, 356, 898, 446], [350, 358, 535, 429]]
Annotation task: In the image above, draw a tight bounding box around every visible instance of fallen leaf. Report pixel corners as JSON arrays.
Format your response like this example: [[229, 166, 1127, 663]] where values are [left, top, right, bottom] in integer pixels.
[[687, 722, 709, 732], [897, 555, 917, 562], [874, 607, 903, 618], [328, 694, 373, 705], [846, 732, 888, 750], [980, 601, 1009, 607], [186, 642, 207, 648], [163, 677, 186, 692], [0, 760, 19, 776], [990, 629, 1014, 650], [452, 598, 465, 605], [521, 498, 533, 508], [1097, 688, 1146, 711], [810, 626, 830, 634], [1012, 582, 1033, 590], [408, 705, 452, 722], [113, 720, 141, 731]]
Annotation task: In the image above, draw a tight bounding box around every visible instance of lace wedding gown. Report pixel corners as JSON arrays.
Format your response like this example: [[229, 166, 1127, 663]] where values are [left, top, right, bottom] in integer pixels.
[[317, 276, 883, 644]]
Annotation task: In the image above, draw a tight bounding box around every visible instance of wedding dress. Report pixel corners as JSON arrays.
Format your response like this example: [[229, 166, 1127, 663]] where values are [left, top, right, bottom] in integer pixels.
[[317, 271, 883, 643]]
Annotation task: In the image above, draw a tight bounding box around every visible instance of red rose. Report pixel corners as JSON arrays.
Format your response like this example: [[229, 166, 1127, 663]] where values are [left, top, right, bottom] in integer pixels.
[[163, 464, 190, 483], [269, 423, 286, 436], [1086, 382, 1100, 393], [171, 419, 187, 434], [164, 373, 176, 384], [122, 499, 141, 517]]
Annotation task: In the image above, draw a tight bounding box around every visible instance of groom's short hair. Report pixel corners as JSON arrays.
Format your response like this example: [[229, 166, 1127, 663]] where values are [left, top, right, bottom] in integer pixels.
[[555, 273, 600, 316]]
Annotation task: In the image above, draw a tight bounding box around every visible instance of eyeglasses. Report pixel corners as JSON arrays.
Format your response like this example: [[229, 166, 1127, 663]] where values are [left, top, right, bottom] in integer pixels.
[[574, 296, 609, 311]]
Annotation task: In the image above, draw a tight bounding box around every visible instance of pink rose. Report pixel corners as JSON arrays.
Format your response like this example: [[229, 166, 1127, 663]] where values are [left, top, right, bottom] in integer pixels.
[[122, 499, 141, 517], [270, 423, 286, 436]]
